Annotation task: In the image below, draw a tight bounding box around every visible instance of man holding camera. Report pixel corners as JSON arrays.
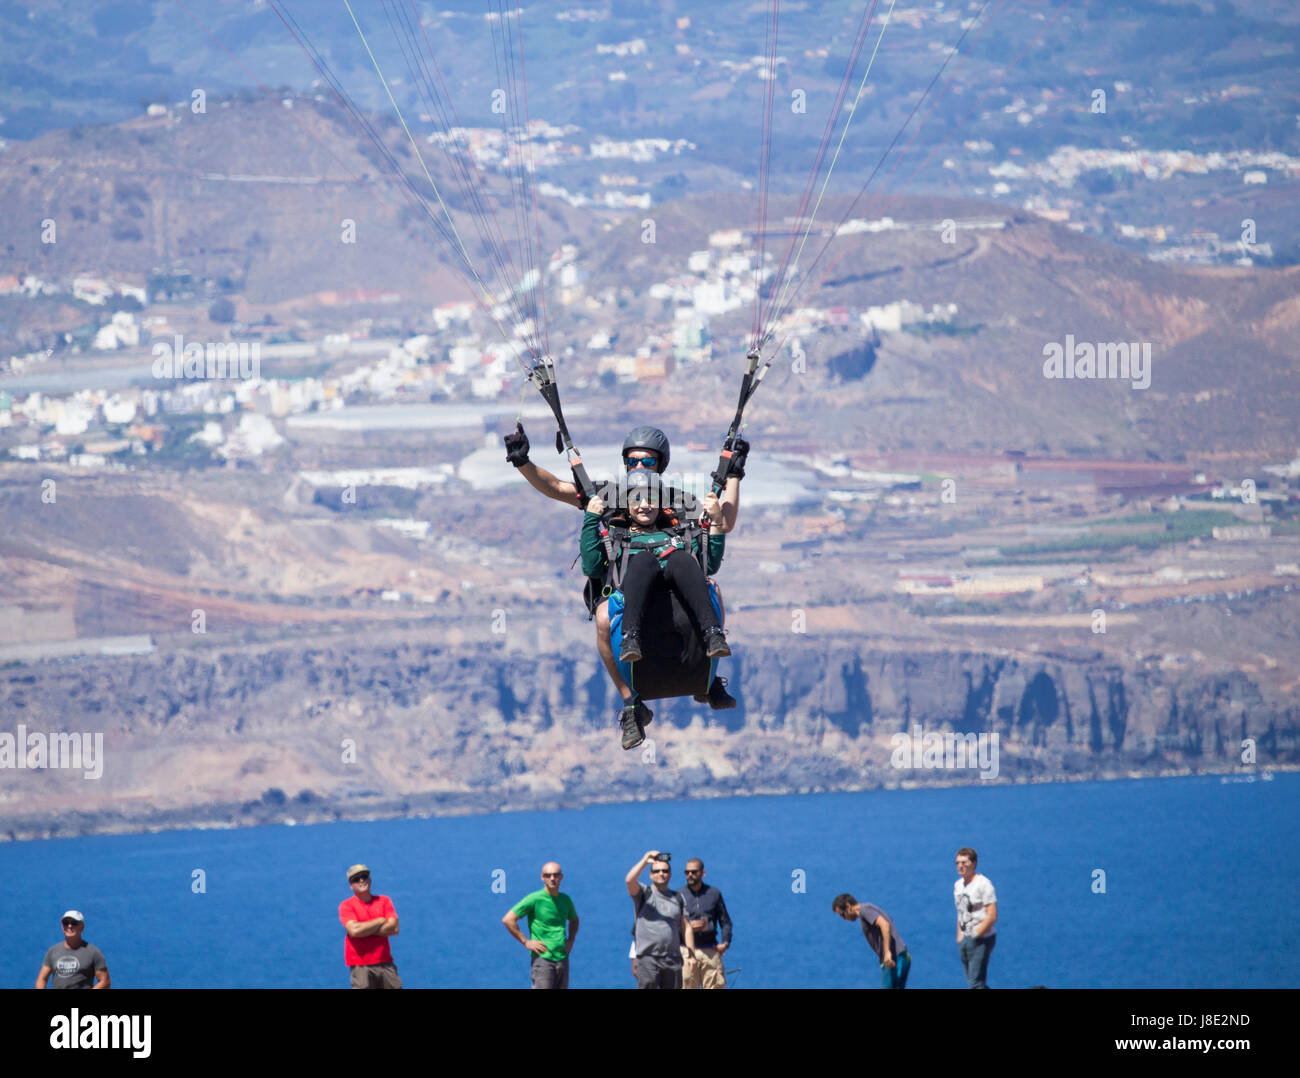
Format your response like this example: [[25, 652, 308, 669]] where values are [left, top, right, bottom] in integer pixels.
[[626, 849, 696, 989]]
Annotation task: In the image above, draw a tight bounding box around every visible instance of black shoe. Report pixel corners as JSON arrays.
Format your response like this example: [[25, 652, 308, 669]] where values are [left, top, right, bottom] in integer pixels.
[[694, 676, 736, 710], [620, 703, 646, 750], [633, 698, 653, 727], [619, 631, 644, 664], [702, 627, 731, 658]]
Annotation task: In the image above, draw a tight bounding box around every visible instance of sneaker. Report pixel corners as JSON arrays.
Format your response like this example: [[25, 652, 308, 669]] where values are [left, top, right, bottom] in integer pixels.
[[633, 697, 653, 727], [702, 627, 731, 658], [619, 631, 644, 664], [694, 676, 736, 710], [620, 703, 645, 750]]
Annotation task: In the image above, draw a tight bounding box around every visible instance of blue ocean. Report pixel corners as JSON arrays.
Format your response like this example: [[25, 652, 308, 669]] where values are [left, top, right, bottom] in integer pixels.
[[4, 773, 1295, 989]]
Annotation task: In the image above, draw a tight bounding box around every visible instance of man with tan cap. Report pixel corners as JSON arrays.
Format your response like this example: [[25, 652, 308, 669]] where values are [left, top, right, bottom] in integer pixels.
[[339, 864, 401, 989], [36, 910, 110, 989]]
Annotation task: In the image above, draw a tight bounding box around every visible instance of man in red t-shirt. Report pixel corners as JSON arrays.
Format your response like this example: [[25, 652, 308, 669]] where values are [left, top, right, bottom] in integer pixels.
[[339, 864, 402, 989]]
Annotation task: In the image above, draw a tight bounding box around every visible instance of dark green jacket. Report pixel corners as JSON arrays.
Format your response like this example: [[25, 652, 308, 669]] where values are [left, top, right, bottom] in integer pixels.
[[580, 511, 724, 580]]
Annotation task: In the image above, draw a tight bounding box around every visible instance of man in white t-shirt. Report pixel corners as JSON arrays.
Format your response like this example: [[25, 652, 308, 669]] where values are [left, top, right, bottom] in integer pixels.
[[953, 847, 997, 988]]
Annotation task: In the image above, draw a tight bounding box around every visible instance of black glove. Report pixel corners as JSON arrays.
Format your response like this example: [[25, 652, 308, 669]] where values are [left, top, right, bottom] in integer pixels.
[[727, 436, 750, 480], [504, 422, 530, 468]]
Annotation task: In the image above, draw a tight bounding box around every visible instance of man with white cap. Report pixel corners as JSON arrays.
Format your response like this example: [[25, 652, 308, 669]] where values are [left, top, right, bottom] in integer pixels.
[[339, 864, 402, 989], [36, 910, 110, 989]]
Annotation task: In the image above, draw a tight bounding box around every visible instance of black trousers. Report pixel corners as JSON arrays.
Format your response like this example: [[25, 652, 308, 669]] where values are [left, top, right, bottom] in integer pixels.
[[621, 548, 720, 637]]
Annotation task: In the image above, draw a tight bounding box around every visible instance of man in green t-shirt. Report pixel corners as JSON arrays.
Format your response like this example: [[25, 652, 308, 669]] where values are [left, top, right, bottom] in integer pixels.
[[503, 862, 580, 989]]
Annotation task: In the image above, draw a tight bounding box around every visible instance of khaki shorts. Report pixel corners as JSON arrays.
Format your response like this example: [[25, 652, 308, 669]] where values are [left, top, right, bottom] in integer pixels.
[[681, 945, 727, 989], [349, 962, 403, 989]]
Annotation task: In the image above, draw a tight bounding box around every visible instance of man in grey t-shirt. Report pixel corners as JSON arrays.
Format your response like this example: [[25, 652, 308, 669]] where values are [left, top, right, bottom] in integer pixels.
[[625, 850, 696, 989], [832, 894, 910, 989], [36, 910, 110, 990]]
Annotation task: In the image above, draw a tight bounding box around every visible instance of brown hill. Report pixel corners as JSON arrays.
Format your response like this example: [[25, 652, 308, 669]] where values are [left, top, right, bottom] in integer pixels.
[[0, 96, 584, 309]]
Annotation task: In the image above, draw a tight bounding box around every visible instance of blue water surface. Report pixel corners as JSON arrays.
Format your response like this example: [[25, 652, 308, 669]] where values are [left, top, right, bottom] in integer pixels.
[[3, 773, 1295, 989]]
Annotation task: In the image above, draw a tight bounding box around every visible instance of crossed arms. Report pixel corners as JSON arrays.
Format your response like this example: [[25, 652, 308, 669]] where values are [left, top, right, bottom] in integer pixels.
[[346, 913, 399, 938]]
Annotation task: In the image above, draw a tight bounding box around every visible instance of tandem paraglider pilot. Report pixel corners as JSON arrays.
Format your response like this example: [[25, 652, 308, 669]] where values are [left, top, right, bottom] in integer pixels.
[[505, 423, 749, 750]]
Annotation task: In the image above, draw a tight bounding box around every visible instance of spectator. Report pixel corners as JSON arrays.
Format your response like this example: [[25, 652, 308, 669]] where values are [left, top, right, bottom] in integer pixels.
[[35, 911, 109, 990], [831, 894, 910, 989], [625, 850, 695, 989], [954, 847, 997, 989], [340, 864, 401, 989], [503, 862, 579, 989], [678, 858, 732, 989]]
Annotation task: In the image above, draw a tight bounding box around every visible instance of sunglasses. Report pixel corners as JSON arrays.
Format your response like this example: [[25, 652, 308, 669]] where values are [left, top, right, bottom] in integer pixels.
[[62, 920, 81, 928], [542, 873, 562, 879], [650, 869, 671, 874], [350, 874, 371, 883], [626, 455, 659, 469], [684, 870, 702, 875]]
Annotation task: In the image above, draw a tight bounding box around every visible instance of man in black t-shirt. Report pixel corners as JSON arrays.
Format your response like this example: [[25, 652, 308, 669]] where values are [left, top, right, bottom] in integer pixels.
[[36, 910, 110, 989]]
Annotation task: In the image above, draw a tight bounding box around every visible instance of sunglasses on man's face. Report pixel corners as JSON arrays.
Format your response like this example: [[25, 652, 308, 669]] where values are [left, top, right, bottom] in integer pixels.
[[626, 455, 659, 469], [62, 921, 81, 928], [350, 874, 371, 883], [542, 873, 562, 879]]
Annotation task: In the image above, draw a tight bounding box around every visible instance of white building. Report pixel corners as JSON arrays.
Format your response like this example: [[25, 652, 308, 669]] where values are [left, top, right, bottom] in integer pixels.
[[93, 311, 140, 350], [218, 413, 284, 459], [102, 395, 138, 425], [74, 277, 114, 305], [55, 402, 94, 436]]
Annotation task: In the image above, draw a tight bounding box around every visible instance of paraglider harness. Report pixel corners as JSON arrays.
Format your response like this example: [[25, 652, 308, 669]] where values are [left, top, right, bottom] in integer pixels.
[[580, 498, 712, 619]]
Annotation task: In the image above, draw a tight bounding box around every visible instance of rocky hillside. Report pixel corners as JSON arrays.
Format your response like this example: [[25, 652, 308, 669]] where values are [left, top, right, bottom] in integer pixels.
[[2, 599, 1294, 840]]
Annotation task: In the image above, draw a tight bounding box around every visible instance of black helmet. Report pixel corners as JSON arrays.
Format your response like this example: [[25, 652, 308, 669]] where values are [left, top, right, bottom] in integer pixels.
[[622, 426, 670, 473]]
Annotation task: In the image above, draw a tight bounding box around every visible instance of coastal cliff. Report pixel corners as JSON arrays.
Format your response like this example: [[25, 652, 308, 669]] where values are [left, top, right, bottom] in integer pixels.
[[2, 614, 1293, 840]]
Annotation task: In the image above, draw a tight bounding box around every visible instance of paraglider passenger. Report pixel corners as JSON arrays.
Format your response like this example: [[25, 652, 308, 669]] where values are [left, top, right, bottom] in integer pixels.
[[583, 471, 729, 664]]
